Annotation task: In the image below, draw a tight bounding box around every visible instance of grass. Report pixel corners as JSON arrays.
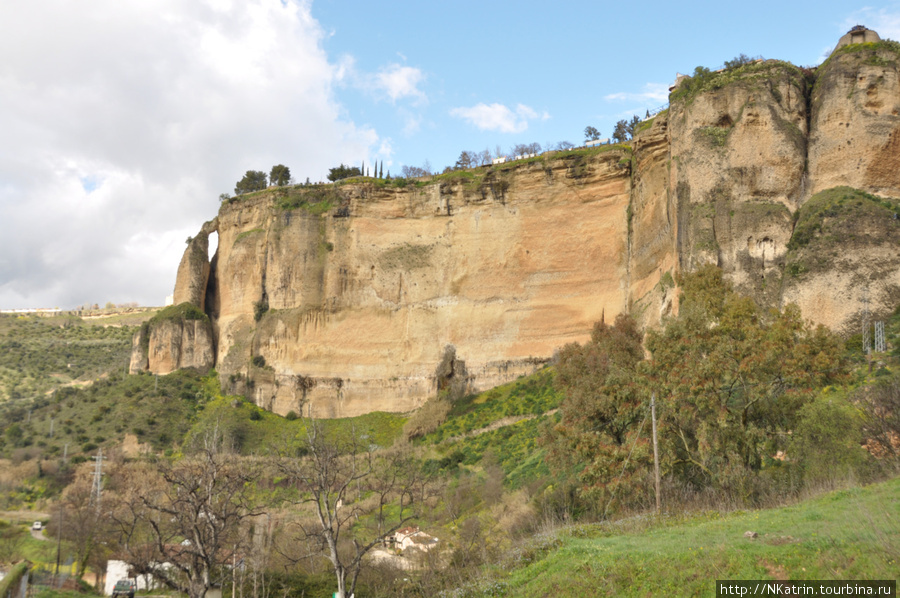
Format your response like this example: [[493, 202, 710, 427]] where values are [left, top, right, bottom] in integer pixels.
[[670, 60, 804, 106], [423, 368, 561, 443], [0, 314, 138, 418], [1, 369, 211, 463], [416, 368, 562, 488], [784, 187, 900, 279], [475, 477, 900, 596], [185, 387, 408, 454], [148, 302, 208, 325], [789, 187, 900, 251]]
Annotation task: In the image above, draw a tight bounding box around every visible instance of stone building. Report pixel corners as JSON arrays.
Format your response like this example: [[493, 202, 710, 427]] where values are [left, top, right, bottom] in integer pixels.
[[834, 25, 881, 53]]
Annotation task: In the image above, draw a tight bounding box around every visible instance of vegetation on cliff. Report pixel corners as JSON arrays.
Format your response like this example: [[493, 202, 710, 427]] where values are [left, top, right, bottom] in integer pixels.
[[148, 301, 209, 325], [785, 186, 900, 278], [670, 59, 806, 106]]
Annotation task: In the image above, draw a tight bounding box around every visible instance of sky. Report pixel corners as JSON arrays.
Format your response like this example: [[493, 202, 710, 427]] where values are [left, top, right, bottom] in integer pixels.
[[1, 1, 899, 309]]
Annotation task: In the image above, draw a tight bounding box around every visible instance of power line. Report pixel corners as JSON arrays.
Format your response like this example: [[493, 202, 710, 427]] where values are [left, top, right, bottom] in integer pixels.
[[90, 448, 106, 512], [875, 321, 886, 353]]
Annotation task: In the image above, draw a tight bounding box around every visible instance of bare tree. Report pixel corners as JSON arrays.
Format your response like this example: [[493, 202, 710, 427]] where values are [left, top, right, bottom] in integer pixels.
[[111, 429, 265, 598], [0, 522, 26, 563], [276, 422, 429, 598], [510, 142, 541, 157], [54, 479, 111, 577]]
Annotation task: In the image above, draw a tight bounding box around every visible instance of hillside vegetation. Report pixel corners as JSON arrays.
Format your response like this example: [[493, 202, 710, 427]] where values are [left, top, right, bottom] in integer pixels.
[[467, 477, 900, 597], [0, 314, 138, 403], [1, 268, 899, 597]]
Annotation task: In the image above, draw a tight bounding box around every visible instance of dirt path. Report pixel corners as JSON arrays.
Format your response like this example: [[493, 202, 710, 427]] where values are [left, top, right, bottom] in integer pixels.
[[30, 528, 49, 541], [442, 409, 558, 444]]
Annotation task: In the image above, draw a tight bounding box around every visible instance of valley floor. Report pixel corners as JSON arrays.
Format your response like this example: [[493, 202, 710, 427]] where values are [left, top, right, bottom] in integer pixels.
[[475, 477, 899, 597]]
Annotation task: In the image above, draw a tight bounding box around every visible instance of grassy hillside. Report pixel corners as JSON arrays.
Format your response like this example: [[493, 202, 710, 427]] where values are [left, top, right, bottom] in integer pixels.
[[463, 477, 899, 597], [0, 313, 140, 403], [416, 368, 563, 489]]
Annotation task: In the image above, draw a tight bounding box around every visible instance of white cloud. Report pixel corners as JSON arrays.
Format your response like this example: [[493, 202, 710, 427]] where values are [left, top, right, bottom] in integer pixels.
[[0, 0, 377, 309], [338, 58, 426, 105], [449, 103, 548, 134], [604, 83, 670, 106], [376, 64, 426, 103]]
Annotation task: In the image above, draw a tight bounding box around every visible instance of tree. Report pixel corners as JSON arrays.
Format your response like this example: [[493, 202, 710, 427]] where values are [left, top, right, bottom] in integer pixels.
[[401, 164, 430, 178], [612, 120, 628, 143], [276, 422, 430, 598], [0, 521, 26, 563], [547, 267, 848, 511], [54, 478, 112, 577], [555, 141, 575, 151], [584, 126, 601, 142], [644, 266, 847, 492], [626, 115, 641, 139], [454, 151, 477, 170], [546, 314, 648, 510], [327, 164, 362, 182], [510, 142, 541, 157], [724, 53, 753, 70], [112, 430, 265, 598], [269, 164, 291, 187], [234, 171, 268, 195]]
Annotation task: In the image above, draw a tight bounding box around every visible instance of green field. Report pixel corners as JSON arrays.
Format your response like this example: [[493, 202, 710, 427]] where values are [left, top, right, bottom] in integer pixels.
[[466, 478, 899, 597]]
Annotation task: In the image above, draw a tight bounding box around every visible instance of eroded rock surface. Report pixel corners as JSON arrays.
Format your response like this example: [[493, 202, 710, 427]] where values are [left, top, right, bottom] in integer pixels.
[[134, 41, 900, 417]]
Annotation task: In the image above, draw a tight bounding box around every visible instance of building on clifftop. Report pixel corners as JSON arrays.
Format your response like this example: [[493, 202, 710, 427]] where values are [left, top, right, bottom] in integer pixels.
[[834, 25, 881, 53]]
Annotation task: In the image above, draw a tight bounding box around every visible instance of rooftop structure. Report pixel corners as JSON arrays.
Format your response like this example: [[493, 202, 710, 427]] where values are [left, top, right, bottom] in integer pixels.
[[834, 25, 881, 53]]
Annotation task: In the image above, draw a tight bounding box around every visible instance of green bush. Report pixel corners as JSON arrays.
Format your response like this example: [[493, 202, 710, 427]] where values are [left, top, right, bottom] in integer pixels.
[[792, 391, 871, 482], [0, 562, 28, 598]]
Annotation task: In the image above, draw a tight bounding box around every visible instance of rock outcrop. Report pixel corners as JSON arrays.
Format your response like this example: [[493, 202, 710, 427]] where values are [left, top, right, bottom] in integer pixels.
[[130, 303, 215, 375], [134, 37, 900, 417], [174, 219, 217, 310]]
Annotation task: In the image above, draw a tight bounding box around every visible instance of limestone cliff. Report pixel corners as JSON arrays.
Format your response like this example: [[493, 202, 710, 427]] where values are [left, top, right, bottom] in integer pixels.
[[204, 148, 633, 417], [134, 37, 900, 417], [129, 303, 215, 375]]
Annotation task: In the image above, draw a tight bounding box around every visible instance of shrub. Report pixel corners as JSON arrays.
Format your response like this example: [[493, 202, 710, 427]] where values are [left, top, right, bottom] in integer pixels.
[[792, 392, 870, 482], [253, 299, 268, 322], [403, 394, 452, 440]]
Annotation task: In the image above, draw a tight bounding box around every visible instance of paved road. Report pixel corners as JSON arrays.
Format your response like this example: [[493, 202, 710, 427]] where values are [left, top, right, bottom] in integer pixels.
[[30, 528, 49, 541]]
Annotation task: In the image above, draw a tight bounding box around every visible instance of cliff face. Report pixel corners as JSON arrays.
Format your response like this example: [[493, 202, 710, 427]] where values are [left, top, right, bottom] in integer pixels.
[[136, 41, 900, 417], [129, 304, 215, 375], [206, 149, 633, 417]]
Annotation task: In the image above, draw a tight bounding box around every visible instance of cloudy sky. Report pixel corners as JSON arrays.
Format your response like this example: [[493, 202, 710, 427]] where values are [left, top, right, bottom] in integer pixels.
[[1, 0, 898, 309]]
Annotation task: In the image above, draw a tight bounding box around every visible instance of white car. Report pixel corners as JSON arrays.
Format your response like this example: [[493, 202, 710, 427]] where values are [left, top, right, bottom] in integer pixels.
[[32, 521, 42, 531]]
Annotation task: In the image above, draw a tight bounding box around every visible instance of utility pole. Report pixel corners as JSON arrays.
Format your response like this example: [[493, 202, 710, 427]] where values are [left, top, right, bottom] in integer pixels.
[[875, 321, 886, 353], [862, 287, 871, 355], [55, 499, 63, 580], [90, 448, 105, 513], [651, 394, 661, 515]]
